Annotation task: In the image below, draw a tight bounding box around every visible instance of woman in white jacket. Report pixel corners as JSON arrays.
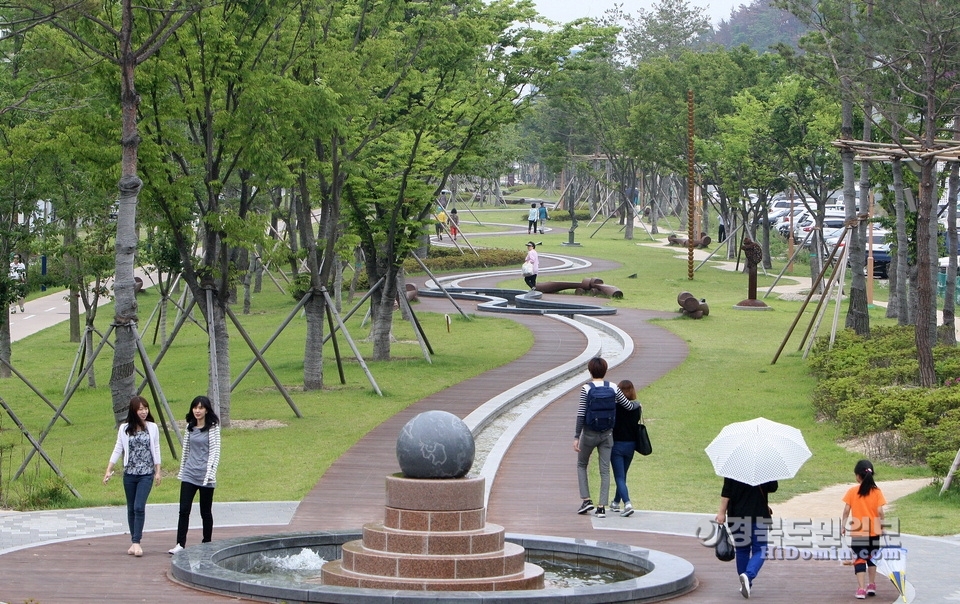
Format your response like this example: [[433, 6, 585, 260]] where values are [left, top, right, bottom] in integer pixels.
[[103, 396, 161, 557], [169, 395, 221, 554]]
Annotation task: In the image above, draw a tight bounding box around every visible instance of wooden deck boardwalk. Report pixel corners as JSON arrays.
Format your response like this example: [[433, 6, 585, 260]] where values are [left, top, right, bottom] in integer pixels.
[[0, 257, 860, 603]]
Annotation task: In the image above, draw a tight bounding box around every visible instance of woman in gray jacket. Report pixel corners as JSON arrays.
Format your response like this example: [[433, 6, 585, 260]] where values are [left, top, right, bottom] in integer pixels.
[[168, 395, 221, 554]]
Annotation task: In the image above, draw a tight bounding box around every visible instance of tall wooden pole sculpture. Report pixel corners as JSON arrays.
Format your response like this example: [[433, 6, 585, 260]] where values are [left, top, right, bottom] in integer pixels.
[[687, 90, 695, 280]]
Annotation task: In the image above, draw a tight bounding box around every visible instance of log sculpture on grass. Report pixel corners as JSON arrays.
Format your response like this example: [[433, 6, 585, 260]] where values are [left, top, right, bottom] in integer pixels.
[[667, 233, 712, 248], [677, 291, 710, 319], [535, 277, 622, 299]]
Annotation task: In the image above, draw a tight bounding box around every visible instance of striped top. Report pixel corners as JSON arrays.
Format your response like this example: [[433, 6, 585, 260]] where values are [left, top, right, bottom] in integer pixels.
[[177, 425, 221, 487], [574, 381, 639, 437]]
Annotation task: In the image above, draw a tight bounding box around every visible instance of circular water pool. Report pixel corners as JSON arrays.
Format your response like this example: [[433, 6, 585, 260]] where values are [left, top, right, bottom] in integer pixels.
[[170, 530, 696, 603]]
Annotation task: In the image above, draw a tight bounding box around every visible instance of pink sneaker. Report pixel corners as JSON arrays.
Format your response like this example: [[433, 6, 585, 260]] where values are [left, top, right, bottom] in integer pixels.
[[856, 588, 867, 599], [866, 583, 876, 596]]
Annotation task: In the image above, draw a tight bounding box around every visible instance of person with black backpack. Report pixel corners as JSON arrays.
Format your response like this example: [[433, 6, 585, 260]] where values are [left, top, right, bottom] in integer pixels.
[[574, 357, 640, 518]]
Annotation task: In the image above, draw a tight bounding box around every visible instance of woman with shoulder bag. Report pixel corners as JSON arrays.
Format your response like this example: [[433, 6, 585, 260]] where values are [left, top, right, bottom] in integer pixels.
[[610, 380, 641, 517], [716, 477, 778, 599], [522, 241, 539, 290]]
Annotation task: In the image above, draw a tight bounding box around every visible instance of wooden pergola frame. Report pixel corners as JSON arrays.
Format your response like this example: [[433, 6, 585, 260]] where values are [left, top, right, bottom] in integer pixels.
[[831, 138, 960, 163]]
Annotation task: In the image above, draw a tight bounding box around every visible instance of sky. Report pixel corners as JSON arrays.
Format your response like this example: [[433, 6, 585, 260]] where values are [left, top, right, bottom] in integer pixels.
[[532, 0, 742, 26]]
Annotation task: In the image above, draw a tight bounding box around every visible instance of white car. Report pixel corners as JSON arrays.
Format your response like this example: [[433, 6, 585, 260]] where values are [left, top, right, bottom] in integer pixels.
[[793, 213, 846, 243], [775, 209, 810, 237]]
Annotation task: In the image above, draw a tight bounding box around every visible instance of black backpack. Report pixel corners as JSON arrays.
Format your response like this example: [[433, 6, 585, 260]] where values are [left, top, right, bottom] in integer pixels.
[[584, 381, 617, 432]]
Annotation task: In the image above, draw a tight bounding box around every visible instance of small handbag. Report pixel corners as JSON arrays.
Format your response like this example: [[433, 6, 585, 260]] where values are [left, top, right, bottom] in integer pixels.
[[715, 523, 736, 561], [635, 413, 652, 456]]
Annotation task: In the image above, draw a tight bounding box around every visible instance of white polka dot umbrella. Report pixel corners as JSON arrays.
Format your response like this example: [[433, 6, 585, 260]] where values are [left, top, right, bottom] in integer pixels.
[[705, 417, 812, 486]]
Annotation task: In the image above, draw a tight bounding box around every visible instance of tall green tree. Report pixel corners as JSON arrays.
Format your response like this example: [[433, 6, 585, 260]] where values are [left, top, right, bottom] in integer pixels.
[[18, 0, 206, 421], [137, 0, 302, 422], [782, 0, 960, 386]]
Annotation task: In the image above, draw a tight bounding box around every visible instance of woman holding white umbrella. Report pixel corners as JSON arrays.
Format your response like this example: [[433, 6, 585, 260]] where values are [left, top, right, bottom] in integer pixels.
[[707, 417, 813, 600], [716, 478, 777, 599]]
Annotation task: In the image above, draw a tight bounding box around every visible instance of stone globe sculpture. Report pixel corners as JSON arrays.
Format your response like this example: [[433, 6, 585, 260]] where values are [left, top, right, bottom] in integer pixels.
[[396, 410, 475, 478]]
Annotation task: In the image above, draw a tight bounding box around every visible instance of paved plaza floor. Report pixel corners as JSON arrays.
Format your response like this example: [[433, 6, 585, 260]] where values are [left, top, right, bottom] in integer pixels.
[[1, 247, 956, 603]]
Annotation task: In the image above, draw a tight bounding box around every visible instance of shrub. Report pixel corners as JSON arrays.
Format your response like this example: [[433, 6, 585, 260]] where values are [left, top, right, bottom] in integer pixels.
[[403, 246, 525, 274], [809, 326, 960, 476]]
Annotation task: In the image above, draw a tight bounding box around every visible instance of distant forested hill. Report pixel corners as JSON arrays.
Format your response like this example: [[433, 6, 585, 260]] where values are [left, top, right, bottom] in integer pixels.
[[704, 0, 807, 53]]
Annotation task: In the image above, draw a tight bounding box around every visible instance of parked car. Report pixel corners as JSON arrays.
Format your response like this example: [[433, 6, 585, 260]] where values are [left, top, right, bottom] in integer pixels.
[[776, 209, 810, 237], [866, 232, 892, 279], [822, 227, 891, 278], [793, 213, 846, 243], [766, 208, 790, 224]]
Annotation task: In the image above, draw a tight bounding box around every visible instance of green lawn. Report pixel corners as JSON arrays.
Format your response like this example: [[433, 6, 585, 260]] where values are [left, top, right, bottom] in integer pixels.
[[0, 288, 532, 508], [2, 221, 957, 535]]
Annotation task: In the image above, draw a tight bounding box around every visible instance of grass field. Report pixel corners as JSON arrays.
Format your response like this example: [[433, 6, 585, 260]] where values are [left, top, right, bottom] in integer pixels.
[[2, 204, 957, 535]]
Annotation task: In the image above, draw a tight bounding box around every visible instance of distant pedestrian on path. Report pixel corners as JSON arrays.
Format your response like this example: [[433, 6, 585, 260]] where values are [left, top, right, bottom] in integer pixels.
[[104, 396, 162, 557], [169, 395, 221, 555], [527, 203, 538, 234], [716, 477, 777, 599], [840, 459, 886, 599], [448, 208, 460, 241], [537, 202, 548, 234], [574, 357, 639, 519], [8, 253, 26, 313], [610, 379, 640, 517], [435, 207, 448, 241], [522, 241, 539, 290]]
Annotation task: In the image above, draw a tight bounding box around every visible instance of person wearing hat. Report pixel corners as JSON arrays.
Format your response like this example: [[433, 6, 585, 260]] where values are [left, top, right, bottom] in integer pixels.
[[523, 241, 539, 290]]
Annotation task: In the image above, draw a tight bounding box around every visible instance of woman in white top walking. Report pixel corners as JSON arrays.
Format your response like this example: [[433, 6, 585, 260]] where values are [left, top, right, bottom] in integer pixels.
[[104, 396, 162, 557], [523, 241, 539, 290]]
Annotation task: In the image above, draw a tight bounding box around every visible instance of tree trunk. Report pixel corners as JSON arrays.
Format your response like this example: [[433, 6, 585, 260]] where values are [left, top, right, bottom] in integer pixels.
[[254, 250, 263, 293], [915, 159, 938, 387], [159, 287, 168, 347], [844, 98, 871, 335], [370, 261, 399, 361], [0, 313, 9, 379], [296, 162, 327, 391], [109, 0, 144, 425], [85, 322, 97, 388], [893, 159, 910, 325], [64, 223, 81, 343], [302, 291, 325, 390], [371, 290, 396, 361], [939, 119, 959, 346], [209, 299, 231, 426]]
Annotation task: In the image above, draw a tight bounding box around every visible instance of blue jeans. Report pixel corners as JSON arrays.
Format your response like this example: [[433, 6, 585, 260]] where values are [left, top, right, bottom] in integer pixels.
[[123, 472, 154, 544], [577, 429, 613, 505], [729, 520, 770, 584], [610, 440, 635, 505]]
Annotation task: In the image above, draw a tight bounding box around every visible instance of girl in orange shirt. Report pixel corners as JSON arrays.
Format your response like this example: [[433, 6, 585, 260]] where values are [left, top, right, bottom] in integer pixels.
[[840, 459, 886, 599]]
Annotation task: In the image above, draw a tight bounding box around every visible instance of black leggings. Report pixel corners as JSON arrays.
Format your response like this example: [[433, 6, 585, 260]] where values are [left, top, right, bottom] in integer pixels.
[[176, 481, 215, 547], [851, 535, 880, 573]]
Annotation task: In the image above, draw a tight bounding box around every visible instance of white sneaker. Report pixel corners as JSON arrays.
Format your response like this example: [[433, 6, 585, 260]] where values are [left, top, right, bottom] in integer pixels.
[[620, 502, 635, 517], [19, 306, 24, 312], [168, 544, 184, 555], [10, 308, 16, 314]]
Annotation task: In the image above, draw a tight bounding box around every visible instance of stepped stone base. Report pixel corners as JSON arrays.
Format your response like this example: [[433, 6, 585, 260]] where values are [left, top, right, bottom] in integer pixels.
[[320, 475, 544, 591], [321, 561, 545, 591]]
